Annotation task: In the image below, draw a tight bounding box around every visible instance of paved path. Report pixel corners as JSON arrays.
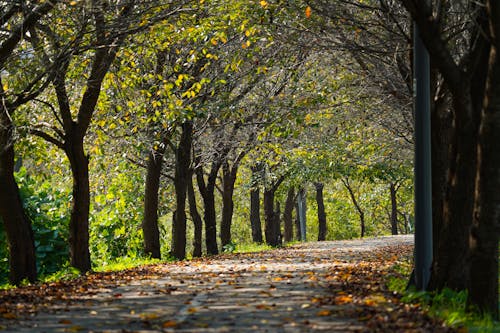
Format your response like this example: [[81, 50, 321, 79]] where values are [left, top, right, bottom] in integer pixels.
[[1, 235, 413, 333]]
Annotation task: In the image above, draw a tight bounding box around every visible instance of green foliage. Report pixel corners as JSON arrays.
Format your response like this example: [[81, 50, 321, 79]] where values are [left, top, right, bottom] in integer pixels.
[[401, 288, 498, 330], [222, 242, 237, 253], [41, 263, 80, 283], [93, 257, 163, 273], [384, 258, 499, 332], [15, 167, 71, 278], [90, 162, 145, 266]]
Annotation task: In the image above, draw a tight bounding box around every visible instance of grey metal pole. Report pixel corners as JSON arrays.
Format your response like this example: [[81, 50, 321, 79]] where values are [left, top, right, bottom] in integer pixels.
[[413, 23, 433, 291]]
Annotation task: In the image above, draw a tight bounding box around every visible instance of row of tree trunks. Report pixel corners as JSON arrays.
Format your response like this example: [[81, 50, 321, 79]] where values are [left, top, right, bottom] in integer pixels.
[[401, 0, 499, 316]]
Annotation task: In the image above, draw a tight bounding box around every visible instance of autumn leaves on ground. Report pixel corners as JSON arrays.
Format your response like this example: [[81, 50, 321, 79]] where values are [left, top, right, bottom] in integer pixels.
[[0, 236, 454, 332]]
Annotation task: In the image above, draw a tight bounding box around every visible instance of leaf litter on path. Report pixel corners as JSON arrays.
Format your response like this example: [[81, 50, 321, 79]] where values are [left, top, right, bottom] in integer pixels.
[[0, 236, 457, 332]]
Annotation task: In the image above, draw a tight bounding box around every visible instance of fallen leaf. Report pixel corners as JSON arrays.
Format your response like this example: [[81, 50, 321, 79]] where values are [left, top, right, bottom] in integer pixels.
[[317, 310, 332, 316], [162, 320, 177, 328]]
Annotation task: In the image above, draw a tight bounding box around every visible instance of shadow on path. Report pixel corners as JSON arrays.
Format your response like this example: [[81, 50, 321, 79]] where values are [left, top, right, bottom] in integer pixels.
[[0, 235, 414, 332]]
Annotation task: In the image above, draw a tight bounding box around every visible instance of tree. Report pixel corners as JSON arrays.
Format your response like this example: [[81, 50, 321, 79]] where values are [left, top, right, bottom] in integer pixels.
[[28, 1, 187, 272], [401, 0, 500, 317], [0, 0, 60, 284], [315, 182, 327, 241]]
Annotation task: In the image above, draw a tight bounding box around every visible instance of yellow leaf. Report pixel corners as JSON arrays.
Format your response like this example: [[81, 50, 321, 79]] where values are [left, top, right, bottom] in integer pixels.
[[317, 310, 331, 316], [139, 313, 159, 320], [305, 6, 312, 18], [260, 0, 268, 8], [335, 295, 353, 304], [162, 320, 177, 328], [187, 307, 197, 314], [2, 313, 17, 320]]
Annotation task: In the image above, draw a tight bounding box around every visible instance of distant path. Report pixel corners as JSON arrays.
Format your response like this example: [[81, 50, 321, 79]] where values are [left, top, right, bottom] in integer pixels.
[[1, 236, 421, 332]]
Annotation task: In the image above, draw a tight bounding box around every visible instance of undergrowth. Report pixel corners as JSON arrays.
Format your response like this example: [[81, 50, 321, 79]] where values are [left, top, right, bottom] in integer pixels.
[[387, 260, 499, 332]]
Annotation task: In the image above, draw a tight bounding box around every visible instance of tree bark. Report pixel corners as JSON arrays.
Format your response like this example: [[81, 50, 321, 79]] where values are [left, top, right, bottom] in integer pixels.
[[250, 164, 263, 243], [283, 187, 295, 242], [264, 176, 284, 247], [0, 136, 37, 284], [171, 121, 192, 260], [468, 4, 500, 316], [65, 136, 91, 272], [196, 161, 220, 255], [315, 183, 327, 241], [390, 183, 398, 235], [220, 161, 237, 247], [187, 174, 202, 258], [142, 147, 164, 259]]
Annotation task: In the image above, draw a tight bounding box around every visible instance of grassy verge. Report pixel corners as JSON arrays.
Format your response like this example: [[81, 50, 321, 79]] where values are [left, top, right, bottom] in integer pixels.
[[386, 259, 499, 332]]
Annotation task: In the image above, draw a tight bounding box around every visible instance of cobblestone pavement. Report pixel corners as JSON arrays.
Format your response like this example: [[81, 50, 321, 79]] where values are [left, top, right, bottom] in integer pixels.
[[1, 235, 413, 333]]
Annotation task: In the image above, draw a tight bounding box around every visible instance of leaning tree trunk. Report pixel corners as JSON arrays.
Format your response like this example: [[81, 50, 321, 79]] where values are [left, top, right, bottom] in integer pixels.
[[342, 178, 365, 238], [171, 121, 192, 260], [187, 174, 202, 258], [468, 28, 500, 318], [283, 187, 295, 242], [65, 136, 91, 273], [389, 183, 398, 236], [142, 146, 164, 259], [315, 183, 327, 241], [0, 131, 37, 284]]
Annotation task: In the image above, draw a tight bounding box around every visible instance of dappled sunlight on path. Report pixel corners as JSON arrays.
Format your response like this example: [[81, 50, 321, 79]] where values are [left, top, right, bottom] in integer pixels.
[[0, 235, 454, 332]]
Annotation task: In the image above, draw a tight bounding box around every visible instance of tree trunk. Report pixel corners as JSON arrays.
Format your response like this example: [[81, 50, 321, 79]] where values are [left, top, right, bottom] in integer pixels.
[[142, 147, 164, 259], [171, 121, 192, 260], [468, 17, 500, 317], [283, 187, 295, 242], [220, 161, 237, 247], [250, 164, 263, 243], [390, 183, 398, 235], [295, 200, 302, 241], [297, 187, 307, 241], [315, 183, 327, 241], [0, 131, 37, 284], [264, 188, 280, 247], [342, 178, 365, 238], [187, 174, 202, 258], [196, 161, 219, 255], [430, 92, 452, 264], [65, 136, 91, 273]]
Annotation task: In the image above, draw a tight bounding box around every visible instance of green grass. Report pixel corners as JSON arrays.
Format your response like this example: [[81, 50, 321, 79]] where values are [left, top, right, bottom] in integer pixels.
[[93, 256, 163, 272], [234, 242, 274, 253], [386, 260, 500, 332]]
